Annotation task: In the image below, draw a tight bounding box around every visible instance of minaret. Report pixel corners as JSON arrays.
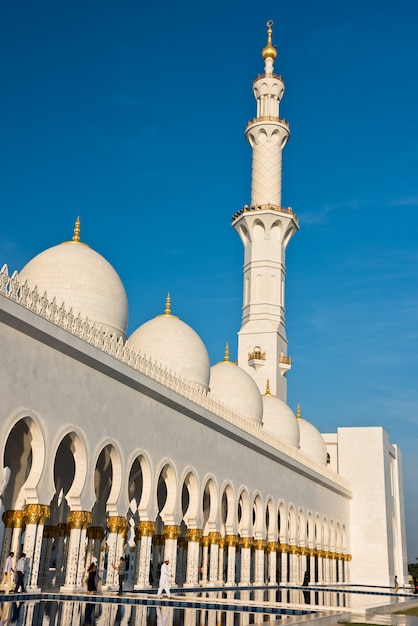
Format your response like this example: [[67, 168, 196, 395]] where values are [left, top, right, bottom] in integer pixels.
[[232, 21, 299, 402]]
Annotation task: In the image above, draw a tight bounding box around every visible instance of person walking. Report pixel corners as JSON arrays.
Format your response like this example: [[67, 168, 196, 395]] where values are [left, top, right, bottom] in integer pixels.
[[394, 575, 399, 592], [14, 553, 27, 592], [157, 559, 172, 599], [111, 557, 126, 596], [1, 552, 14, 592], [86, 560, 97, 594]]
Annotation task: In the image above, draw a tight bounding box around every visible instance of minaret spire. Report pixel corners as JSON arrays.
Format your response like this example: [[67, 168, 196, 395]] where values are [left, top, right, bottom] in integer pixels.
[[232, 22, 299, 402]]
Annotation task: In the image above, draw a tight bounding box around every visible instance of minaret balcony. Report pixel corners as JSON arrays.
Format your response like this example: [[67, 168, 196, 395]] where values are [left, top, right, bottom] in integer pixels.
[[248, 347, 266, 370], [253, 72, 284, 83], [279, 353, 291, 376], [232, 204, 298, 225], [246, 116, 289, 131]]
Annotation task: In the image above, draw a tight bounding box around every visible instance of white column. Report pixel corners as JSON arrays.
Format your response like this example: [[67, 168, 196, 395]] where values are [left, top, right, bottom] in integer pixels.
[[106, 515, 126, 588], [208, 532, 221, 585], [253, 540, 266, 585], [280, 547, 288, 584], [22, 504, 50, 590], [54, 523, 69, 586], [134, 521, 155, 589], [162, 525, 181, 587], [10, 511, 25, 565], [201, 537, 209, 585], [267, 542, 278, 585], [225, 536, 238, 586], [217, 539, 225, 585], [185, 529, 202, 587], [239, 538, 252, 586], [61, 510, 91, 590]]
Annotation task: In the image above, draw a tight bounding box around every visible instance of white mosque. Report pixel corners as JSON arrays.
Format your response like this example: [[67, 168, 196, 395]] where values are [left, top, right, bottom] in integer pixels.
[[0, 22, 408, 594]]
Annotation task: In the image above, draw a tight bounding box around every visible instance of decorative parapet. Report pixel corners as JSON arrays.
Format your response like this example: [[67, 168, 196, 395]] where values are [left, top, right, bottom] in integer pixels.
[[0, 265, 350, 492], [232, 203, 298, 225]]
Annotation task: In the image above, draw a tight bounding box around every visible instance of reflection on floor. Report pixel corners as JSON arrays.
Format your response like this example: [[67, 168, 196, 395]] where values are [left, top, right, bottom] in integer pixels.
[[0, 585, 417, 626]]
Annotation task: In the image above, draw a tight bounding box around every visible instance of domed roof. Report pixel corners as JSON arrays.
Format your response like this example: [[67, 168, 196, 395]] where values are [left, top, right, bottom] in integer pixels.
[[128, 295, 210, 391], [296, 405, 327, 465], [209, 345, 263, 424], [19, 219, 128, 339], [261, 381, 299, 448]]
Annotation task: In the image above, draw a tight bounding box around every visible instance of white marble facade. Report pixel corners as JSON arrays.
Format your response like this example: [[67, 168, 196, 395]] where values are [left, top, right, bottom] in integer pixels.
[[0, 22, 408, 593]]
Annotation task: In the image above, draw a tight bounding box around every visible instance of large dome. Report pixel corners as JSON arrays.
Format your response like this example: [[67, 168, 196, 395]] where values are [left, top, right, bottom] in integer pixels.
[[261, 382, 299, 448], [19, 220, 128, 339], [297, 405, 327, 465], [209, 346, 263, 424], [128, 295, 210, 391]]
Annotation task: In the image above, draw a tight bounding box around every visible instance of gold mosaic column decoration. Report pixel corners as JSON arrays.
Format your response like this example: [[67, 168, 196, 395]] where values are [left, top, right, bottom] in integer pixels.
[[22, 504, 50, 589], [9, 510, 25, 566], [135, 521, 156, 589], [62, 511, 92, 589], [162, 524, 181, 585], [184, 528, 202, 587], [0, 511, 17, 587]]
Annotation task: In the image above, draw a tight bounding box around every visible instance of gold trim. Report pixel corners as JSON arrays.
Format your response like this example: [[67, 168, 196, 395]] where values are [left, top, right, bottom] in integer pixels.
[[225, 535, 239, 547], [67, 510, 92, 530], [56, 522, 70, 537], [136, 521, 156, 538], [24, 504, 50, 525], [266, 541, 279, 553], [162, 524, 181, 540], [87, 526, 105, 541], [107, 516, 126, 534], [253, 539, 267, 551], [208, 532, 222, 545], [12, 510, 26, 529], [186, 528, 203, 542], [43, 525, 56, 539], [240, 537, 253, 549]]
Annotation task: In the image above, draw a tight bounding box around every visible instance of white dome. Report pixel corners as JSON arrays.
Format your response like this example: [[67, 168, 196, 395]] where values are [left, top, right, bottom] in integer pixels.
[[262, 390, 300, 448], [128, 297, 210, 391], [19, 228, 128, 339], [209, 354, 263, 424], [297, 408, 327, 465]]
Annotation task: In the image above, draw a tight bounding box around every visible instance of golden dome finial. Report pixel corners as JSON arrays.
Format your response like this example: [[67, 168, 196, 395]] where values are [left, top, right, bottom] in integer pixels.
[[265, 379, 271, 395], [223, 342, 230, 362], [296, 403, 302, 419], [164, 293, 171, 316], [262, 19, 277, 61], [72, 216, 81, 242]]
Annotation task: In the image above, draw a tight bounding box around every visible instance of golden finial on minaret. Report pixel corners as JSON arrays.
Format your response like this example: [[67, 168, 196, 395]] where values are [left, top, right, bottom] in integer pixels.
[[224, 342, 230, 362], [72, 216, 81, 242], [264, 379, 271, 395], [296, 404, 302, 419], [164, 293, 171, 316], [262, 20, 277, 60]]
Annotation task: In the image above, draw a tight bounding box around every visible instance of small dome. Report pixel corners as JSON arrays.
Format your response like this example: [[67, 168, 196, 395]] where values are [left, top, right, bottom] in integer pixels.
[[297, 405, 327, 465], [19, 220, 128, 339], [128, 294, 210, 391], [209, 345, 263, 423], [261, 381, 299, 448]]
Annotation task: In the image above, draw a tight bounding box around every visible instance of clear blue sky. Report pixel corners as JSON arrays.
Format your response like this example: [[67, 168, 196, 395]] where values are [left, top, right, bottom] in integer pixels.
[[1, 1, 417, 562]]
